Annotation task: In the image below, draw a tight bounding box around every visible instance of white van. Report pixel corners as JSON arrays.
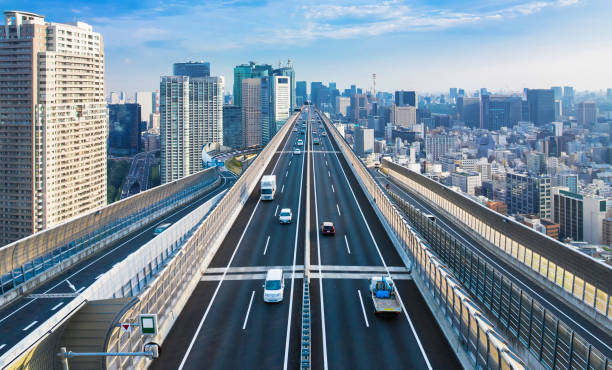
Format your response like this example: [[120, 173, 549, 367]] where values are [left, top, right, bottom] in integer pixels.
[[263, 269, 284, 303]]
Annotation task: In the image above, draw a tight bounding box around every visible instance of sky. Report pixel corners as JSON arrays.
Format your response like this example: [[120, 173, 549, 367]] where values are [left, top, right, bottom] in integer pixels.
[[5, 0, 612, 95]]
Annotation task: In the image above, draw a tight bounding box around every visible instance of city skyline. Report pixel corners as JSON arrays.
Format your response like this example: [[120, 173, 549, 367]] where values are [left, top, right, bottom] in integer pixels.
[[10, 0, 612, 94]]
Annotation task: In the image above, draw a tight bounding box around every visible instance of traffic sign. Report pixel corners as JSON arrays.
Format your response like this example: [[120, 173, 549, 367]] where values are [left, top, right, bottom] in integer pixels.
[[139, 314, 158, 336], [120, 323, 131, 333]]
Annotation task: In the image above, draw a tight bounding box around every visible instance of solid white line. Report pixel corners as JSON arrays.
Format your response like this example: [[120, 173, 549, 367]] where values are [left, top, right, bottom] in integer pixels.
[[326, 113, 433, 370], [0, 344, 5, 350], [385, 177, 612, 352], [178, 120, 294, 370], [281, 184, 285, 193], [23, 321, 38, 331], [95, 274, 104, 280], [275, 205, 279, 216], [242, 291, 255, 330], [336, 204, 341, 216], [263, 235, 271, 255], [331, 184, 335, 193], [311, 122, 329, 370], [326, 160, 328, 166], [50, 302, 64, 311], [344, 235, 351, 254], [286, 170, 288, 177], [357, 290, 369, 328], [328, 170, 331, 177], [283, 111, 307, 370], [0, 177, 229, 326]]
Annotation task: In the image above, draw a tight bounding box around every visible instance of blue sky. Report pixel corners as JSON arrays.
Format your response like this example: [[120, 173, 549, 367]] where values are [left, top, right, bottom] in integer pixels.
[[6, 0, 612, 95]]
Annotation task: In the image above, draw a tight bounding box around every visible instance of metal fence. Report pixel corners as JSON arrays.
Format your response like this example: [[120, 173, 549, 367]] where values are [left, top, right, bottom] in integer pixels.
[[0, 168, 219, 299], [319, 110, 526, 370], [104, 111, 299, 369], [383, 159, 612, 320], [389, 190, 611, 370]]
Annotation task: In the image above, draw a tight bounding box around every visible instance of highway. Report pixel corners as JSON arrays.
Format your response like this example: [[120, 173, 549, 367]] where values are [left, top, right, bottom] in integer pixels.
[[0, 170, 235, 356], [374, 166, 612, 359], [152, 108, 460, 370]]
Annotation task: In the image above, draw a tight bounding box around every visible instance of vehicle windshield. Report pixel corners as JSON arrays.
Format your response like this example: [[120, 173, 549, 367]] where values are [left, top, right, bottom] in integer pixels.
[[262, 189, 272, 194], [265, 280, 281, 290], [280, 211, 290, 217]]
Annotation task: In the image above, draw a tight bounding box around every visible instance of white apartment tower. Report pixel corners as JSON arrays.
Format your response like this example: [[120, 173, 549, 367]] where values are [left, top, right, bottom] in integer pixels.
[[160, 75, 223, 183], [0, 11, 107, 246], [273, 75, 290, 130]]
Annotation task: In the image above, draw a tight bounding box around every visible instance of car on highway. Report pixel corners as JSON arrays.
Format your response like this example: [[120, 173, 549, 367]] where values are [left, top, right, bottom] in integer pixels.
[[297, 139, 304, 146], [279, 208, 292, 224], [313, 137, 320, 145], [320, 221, 335, 235], [293, 128, 298, 132], [154, 223, 172, 235], [263, 268, 284, 303], [294, 148, 301, 155], [321, 132, 327, 136]]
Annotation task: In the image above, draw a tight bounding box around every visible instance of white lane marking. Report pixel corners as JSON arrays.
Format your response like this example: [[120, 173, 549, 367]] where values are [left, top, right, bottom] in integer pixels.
[[326, 113, 432, 370], [76, 287, 84, 293], [328, 170, 331, 177], [332, 184, 335, 193], [23, 321, 38, 331], [0, 177, 229, 326], [281, 184, 285, 193], [344, 235, 351, 254], [275, 205, 279, 216], [242, 291, 255, 330], [283, 110, 308, 370], [51, 302, 64, 311], [357, 290, 370, 328], [326, 160, 328, 166], [286, 170, 288, 177], [289, 160, 292, 166], [263, 235, 271, 255], [178, 120, 294, 370], [385, 177, 612, 353], [311, 125, 329, 370], [336, 204, 341, 216], [0, 344, 5, 350], [95, 274, 104, 280]]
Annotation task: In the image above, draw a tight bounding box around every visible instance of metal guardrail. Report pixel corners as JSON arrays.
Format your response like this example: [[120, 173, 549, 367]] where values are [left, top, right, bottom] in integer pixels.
[[301, 279, 311, 369], [383, 159, 612, 320], [0, 167, 219, 300], [388, 187, 611, 370], [104, 111, 299, 369], [319, 110, 527, 370]]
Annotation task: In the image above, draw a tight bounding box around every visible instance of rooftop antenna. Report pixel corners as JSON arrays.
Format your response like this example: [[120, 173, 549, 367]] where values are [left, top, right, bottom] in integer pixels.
[[287, 58, 292, 67], [279, 59, 282, 68]]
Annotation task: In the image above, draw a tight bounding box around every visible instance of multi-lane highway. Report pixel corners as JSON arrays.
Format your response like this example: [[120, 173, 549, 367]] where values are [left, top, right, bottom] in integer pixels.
[[374, 166, 612, 360], [0, 170, 235, 356], [152, 108, 460, 370]]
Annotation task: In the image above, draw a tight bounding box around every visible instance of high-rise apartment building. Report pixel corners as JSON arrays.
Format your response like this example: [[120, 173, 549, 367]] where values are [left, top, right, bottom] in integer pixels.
[[576, 101, 597, 126], [272, 76, 291, 131], [526, 89, 555, 125], [506, 173, 552, 220], [425, 135, 455, 161], [273, 62, 295, 110], [159, 75, 223, 183], [222, 105, 242, 149], [242, 78, 262, 147], [173, 61, 210, 78], [0, 11, 107, 245]]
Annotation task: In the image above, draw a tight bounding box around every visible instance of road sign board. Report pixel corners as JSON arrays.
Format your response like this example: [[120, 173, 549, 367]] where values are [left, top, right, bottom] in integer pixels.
[[120, 323, 131, 333], [139, 314, 157, 336]]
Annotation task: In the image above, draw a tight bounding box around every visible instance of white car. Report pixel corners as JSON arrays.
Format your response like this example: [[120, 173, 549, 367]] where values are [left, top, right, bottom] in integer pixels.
[[294, 148, 301, 155], [263, 269, 284, 303], [297, 139, 304, 146], [279, 208, 292, 223]]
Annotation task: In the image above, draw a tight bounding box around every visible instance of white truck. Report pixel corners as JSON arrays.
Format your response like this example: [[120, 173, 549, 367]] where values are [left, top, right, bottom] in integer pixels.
[[260, 175, 276, 201], [369, 276, 402, 315]]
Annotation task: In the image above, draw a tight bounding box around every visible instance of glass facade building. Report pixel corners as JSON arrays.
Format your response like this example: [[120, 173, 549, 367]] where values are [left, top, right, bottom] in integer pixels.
[[109, 104, 142, 156]]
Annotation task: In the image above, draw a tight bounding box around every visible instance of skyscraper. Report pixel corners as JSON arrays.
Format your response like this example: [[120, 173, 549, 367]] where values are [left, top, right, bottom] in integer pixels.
[[576, 101, 597, 125], [0, 11, 107, 245], [350, 94, 368, 122], [223, 105, 242, 149], [160, 75, 224, 183], [272, 76, 291, 132], [242, 78, 262, 147], [108, 104, 142, 156], [173, 61, 210, 78], [273, 61, 295, 110], [296, 81, 307, 106], [506, 173, 552, 220], [526, 89, 555, 125], [480, 95, 522, 130], [353, 126, 374, 157], [233, 62, 273, 107], [457, 97, 480, 128], [395, 90, 417, 107]]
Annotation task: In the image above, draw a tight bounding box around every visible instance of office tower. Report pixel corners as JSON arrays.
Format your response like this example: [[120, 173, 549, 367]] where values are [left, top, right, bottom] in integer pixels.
[[551, 86, 562, 100], [526, 152, 547, 175], [607, 88, 612, 100], [457, 97, 480, 128], [353, 126, 374, 157], [551, 122, 563, 137], [223, 105, 242, 149], [296, 81, 307, 106], [233, 62, 272, 107], [135, 91, 153, 128], [0, 11, 107, 245], [260, 76, 273, 144], [557, 173, 578, 193], [173, 61, 210, 77], [481, 95, 522, 130], [458, 88, 465, 97], [553, 188, 607, 244], [272, 76, 291, 132], [554, 100, 562, 121], [335, 96, 350, 116], [350, 94, 368, 122], [451, 172, 482, 195], [449, 88, 458, 102], [395, 90, 417, 107], [562, 86, 574, 115], [242, 78, 262, 147], [390, 105, 417, 128], [506, 173, 552, 220], [425, 135, 455, 161], [108, 104, 142, 156], [576, 101, 597, 125], [526, 89, 555, 125], [160, 75, 224, 183], [273, 61, 295, 110]]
